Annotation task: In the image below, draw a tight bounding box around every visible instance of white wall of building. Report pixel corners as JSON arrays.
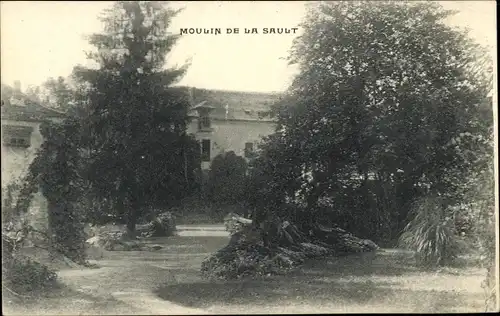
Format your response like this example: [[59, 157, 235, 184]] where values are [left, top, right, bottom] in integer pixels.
[[1, 120, 48, 230], [1, 120, 44, 186], [187, 118, 276, 169]]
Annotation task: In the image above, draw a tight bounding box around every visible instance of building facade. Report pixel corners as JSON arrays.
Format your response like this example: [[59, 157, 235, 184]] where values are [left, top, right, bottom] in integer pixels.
[[1, 84, 281, 200], [1, 83, 65, 185], [2, 84, 281, 184], [1, 82, 65, 229], [184, 87, 280, 169]]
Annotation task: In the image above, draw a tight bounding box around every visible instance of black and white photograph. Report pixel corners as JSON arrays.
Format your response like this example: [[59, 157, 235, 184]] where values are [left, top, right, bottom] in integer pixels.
[[1, 1, 498, 314]]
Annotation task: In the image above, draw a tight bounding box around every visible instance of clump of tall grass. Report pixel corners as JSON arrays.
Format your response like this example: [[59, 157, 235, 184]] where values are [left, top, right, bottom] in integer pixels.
[[398, 196, 460, 268]]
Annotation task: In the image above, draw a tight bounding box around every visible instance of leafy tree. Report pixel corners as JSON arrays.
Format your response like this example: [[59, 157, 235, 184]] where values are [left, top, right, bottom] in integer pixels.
[[25, 85, 43, 103], [207, 151, 248, 206], [72, 1, 197, 236], [23, 77, 77, 111], [249, 1, 492, 243], [42, 77, 76, 111]]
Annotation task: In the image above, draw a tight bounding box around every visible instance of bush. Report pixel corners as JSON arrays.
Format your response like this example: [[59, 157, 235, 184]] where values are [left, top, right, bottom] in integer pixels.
[[206, 151, 248, 205], [398, 196, 460, 267], [3, 256, 58, 293], [203, 214, 377, 280], [466, 165, 496, 311], [2, 180, 58, 296], [2, 233, 58, 295], [1, 179, 23, 226], [144, 211, 176, 237]]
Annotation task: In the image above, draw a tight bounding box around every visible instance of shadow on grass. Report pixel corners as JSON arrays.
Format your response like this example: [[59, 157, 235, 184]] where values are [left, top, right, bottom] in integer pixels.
[[2, 282, 149, 315], [2, 282, 93, 307], [154, 250, 483, 313], [155, 274, 476, 313]]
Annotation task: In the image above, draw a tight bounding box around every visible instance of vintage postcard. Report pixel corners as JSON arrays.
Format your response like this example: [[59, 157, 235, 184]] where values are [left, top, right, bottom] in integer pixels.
[[1, 1, 498, 314]]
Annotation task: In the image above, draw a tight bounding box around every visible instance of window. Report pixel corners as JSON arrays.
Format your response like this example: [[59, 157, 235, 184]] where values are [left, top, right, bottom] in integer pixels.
[[2, 125, 33, 148], [244, 142, 254, 158], [201, 139, 211, 162], [4, 137, 30, 148], [198, 115, 211, 131]]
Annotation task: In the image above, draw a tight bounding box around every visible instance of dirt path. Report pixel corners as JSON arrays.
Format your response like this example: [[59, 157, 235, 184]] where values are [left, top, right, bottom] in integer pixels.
[[3, 235, 227, 315], [3, 234, 489, 315]]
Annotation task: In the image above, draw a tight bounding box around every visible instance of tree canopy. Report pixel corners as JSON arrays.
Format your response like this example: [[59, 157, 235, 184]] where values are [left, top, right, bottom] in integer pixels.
[[70, 1, 199, 234], [248, 1, 493, 243]]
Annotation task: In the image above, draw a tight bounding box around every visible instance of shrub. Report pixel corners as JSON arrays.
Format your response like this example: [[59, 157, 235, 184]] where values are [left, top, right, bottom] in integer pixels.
[[2, 179, 58, 296], [466, 165, 496, 311], [1, 179, 23, 226], [398, 196, 460, 267], [206, 151, 248, 205], [144, 211, 176, 237], [2, 233, 58, 295], [480, 219, 496, 312], [203, 216, 376, 280], [3, 256, 58, 293]]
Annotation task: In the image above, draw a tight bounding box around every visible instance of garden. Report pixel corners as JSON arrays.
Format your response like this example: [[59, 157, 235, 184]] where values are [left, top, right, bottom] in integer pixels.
[[2, 1, 497, 314]]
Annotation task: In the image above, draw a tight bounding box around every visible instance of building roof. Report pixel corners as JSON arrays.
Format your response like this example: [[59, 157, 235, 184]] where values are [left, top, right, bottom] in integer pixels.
[[1, 84, 284, 123], [1, 84, 66, 122], [184, 87, 283, 121]]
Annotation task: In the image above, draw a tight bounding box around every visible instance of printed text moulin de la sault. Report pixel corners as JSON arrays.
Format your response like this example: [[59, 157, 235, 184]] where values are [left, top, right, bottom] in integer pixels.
[[180, 27, 299, 35]]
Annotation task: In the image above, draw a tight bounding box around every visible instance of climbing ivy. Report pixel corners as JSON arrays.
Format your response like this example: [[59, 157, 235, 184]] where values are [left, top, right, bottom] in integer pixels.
[[16, 116, 88, 264]]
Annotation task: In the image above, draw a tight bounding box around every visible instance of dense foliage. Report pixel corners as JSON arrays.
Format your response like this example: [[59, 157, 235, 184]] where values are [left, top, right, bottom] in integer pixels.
[[465, 163, 496, 311], [4, 1, 198, 264], [247, 1, 493, 248], [19, 115, 88, 263], [2, 254, 58, 294], [69, 1, 199, 235], [207, 151, 248, 205], [144, 211, 177, 237], [398, 196, 460, 267], [2, 186, 58, 295], [203, 214, 378, 280]]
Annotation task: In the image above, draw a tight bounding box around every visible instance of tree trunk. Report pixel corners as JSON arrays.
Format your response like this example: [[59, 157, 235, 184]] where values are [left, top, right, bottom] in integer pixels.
[[46, 199, 58, 260], [126, 210, 136, 238], [183, 147, 189, 186], [125, 197, 137, 239]]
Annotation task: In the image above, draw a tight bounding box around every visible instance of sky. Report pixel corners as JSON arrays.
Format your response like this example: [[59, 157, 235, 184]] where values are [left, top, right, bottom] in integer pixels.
[[0, 1, 496, 93]]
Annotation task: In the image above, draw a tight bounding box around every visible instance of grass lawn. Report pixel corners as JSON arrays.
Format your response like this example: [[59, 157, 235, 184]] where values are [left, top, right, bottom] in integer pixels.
[[3, 234, 490, 315], [156, 249, 488, 314]]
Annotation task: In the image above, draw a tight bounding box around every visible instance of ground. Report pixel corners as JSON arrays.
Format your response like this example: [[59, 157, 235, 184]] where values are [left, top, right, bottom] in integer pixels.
[[2, 225, 488, 315]]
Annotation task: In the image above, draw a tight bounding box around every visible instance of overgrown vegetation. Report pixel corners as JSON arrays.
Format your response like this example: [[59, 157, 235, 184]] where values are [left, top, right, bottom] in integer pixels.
[[247, 0, 493, 251], [71, 1, 200, 237], [3, 1, 199, 292], [202, 1, 495, 281], [206, 151, 248, 206], [398, 197, 460, 267], [467, 165, 496, 311], [2, 254, 58, 294], [202, 213, 379, 280], [8, 0, 198, 251], [2, 1, 495, 307], [2, 183, 58, 296], [143, 211, 177, 237]]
